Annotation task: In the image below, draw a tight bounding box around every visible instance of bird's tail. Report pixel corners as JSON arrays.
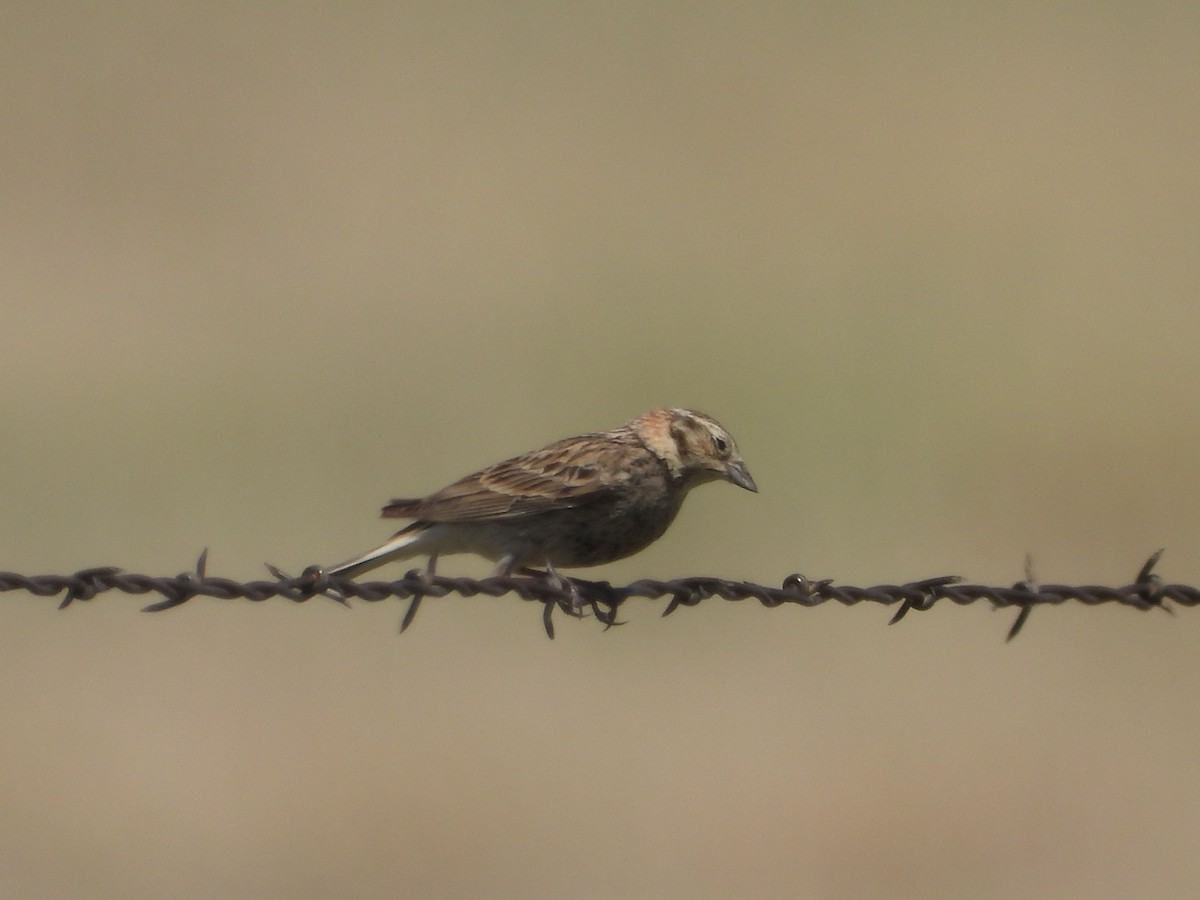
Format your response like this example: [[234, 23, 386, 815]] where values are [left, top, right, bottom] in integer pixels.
[[324, 522, 428, 579]]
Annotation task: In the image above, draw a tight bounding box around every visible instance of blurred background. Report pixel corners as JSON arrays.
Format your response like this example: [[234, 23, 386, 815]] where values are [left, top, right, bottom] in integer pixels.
[[3, 3, 1200, 897]]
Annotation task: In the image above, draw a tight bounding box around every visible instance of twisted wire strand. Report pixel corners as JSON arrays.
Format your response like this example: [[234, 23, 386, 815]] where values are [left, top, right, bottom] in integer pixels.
[[0, 550, 1189, 639]]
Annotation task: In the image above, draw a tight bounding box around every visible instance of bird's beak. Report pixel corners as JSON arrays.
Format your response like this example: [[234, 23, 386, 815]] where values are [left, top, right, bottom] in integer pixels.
[[725, 459, 758, 492]]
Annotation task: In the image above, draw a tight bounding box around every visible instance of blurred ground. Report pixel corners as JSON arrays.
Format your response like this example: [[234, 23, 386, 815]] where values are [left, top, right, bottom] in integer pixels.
[[3, 3, 1200, 898]]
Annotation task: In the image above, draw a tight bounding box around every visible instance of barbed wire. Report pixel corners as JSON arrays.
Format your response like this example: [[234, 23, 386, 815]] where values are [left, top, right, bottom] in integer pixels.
[[1, 549, 1192, 639]]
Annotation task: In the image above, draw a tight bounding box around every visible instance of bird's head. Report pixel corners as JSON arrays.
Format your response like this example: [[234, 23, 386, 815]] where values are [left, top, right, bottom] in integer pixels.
[[633, 407, 757, 493]]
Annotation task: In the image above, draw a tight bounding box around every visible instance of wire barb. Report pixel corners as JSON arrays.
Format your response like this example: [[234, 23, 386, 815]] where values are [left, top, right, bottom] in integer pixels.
[[1, 550, 1194, 639]]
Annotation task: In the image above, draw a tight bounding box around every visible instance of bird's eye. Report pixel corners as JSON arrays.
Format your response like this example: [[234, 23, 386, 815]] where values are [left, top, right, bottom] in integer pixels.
[[712, 434, 729, 456]]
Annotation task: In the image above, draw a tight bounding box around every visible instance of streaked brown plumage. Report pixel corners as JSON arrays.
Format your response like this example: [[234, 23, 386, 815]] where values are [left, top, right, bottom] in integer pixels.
[[324, 407, 756, 579]]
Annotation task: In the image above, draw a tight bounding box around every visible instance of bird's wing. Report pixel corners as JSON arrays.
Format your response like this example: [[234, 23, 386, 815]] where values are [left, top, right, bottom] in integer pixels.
[[381, 430, 645, 522]]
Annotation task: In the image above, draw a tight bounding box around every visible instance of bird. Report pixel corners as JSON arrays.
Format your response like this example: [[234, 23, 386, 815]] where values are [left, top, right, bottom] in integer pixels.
[[322, 407, 756, 581]]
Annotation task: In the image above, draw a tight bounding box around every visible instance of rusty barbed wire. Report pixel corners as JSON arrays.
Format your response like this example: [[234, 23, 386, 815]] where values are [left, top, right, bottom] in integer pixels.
[[0, 549, 1192, 639]]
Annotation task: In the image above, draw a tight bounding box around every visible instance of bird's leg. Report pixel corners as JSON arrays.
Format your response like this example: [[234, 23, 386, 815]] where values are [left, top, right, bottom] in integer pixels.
[[399, 553, 438, 634], [489, 553, 517, 578], [543, 560, 585, 618]]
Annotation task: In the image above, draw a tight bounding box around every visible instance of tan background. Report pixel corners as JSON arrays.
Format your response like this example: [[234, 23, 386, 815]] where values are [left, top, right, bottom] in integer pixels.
[[4, 4, 1200, 897]]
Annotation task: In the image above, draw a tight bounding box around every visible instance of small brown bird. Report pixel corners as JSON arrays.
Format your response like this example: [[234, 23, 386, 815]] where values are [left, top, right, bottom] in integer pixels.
[[324, 407, 756, 580]]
